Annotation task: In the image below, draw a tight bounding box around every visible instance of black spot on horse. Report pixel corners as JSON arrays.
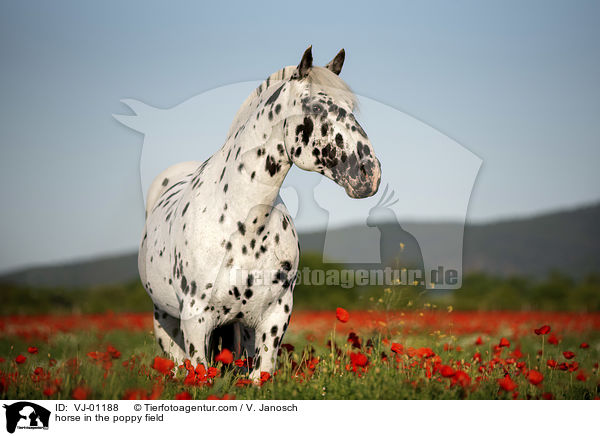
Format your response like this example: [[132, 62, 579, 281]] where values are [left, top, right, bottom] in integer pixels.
[[236, 221, 246, 235], [295, 117, 313, 145], [265, 155, 281, 177], [265, 84, 284, 105]]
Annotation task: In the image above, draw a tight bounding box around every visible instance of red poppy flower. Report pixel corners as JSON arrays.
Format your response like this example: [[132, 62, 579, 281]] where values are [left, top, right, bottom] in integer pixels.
[[207, 367, 218, 378], [175, 391, 192, 400], [234, 379, 253, 387], [417, 347, 435, 359], [498, 374, 517, 391], [451, 370, 471, 388], [87, 351, 101, 360], [349, 352, 368, 367], [106, 345, 121, 359], [391, 343, 403, 354], [527, 370, 544, 386], [15, 355, 26, 364], [123, 389, 147, 400], [151, 356, 175, 375], [336, 307, 349, 323], [511, 347, 523, 359], [27, 347, 38, 354], [234, 359, 246, 368], [498, 338, 510, 348], [215, 349, 233, 365], [534, 325, 551, 335], [548, 333, 559, 345], [542, 392, 554, 400], [547, 359, 557, 368], [562, 351, 575, 360], [71, 386, 90, 400], [43, 387, 57, 397], [576, 370, 587, 382], [475, 336, 483, 345], [580, 342, 589, 349], [440, 365, 455, 377], [260, 372, 271, 383], [195, 363, 207, 381]]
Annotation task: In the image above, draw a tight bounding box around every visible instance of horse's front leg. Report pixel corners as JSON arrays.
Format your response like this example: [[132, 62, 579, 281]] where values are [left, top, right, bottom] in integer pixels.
[[249, 292, 292, 381], [181, 315, 212, 367]]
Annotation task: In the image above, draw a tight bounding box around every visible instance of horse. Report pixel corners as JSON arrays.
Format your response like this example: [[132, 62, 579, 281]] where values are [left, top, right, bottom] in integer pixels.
[[139, 46, 381, 379]]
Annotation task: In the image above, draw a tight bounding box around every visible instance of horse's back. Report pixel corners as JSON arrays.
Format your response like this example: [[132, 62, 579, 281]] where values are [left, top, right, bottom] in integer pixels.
[[146, 161, 201, 214]]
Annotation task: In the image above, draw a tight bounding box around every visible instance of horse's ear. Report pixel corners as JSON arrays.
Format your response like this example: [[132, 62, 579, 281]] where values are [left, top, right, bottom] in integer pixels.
[[294, 46, 313, 79], [325, 49, 345, 75]]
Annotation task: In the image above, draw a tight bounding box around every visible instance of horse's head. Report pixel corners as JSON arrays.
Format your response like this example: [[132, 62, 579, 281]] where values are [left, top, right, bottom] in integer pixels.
[[283, 47, 381, 199]]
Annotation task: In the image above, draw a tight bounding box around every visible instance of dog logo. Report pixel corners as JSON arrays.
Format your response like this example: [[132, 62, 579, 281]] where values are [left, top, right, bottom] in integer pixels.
[[3, 402, 50, 433]]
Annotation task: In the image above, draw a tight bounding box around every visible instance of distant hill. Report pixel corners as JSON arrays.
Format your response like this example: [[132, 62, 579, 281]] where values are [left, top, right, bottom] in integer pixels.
[[1, 203, 598, 288]]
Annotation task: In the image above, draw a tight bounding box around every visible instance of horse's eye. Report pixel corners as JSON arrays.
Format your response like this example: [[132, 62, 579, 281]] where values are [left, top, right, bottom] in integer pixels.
[[312, 104, 322, 114]]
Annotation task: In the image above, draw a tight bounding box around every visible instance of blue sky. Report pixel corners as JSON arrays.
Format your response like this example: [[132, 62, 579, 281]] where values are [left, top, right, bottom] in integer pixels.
[[0, 0, 599, 273]]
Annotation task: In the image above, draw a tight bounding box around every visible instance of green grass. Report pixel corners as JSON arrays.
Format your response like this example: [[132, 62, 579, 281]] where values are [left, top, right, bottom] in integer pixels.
[[1, 327, 598, 400]]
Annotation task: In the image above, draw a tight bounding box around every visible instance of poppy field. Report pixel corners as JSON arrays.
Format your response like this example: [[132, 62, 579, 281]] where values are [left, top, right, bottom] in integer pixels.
[[1, 302, 599, 400]]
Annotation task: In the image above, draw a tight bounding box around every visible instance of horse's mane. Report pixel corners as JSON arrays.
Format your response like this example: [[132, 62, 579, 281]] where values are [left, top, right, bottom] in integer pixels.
[[226, 66, 356, 140]]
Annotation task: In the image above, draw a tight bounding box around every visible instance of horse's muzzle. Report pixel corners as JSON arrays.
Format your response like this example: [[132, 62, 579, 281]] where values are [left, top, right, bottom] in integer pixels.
[[345, 158, 381, 199]]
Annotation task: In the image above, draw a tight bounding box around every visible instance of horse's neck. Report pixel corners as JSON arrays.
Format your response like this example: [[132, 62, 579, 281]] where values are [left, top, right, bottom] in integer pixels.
[[214, 94, 292, 218]]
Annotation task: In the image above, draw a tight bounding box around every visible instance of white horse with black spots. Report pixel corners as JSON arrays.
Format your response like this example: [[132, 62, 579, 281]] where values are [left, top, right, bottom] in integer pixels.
[[139, 46, 381, 379]]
